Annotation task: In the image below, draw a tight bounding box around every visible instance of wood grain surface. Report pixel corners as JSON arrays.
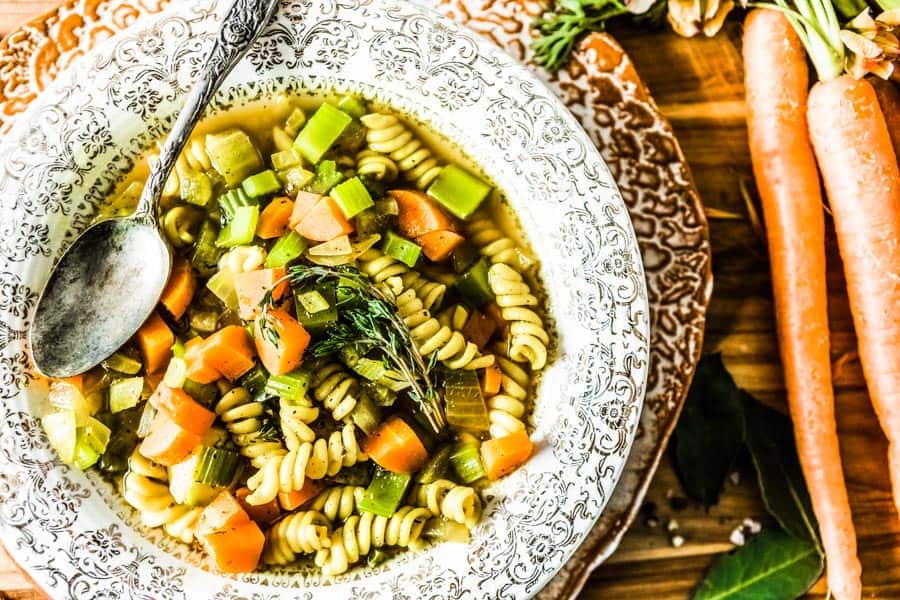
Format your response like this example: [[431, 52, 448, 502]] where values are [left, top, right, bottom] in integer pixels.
[[2, 3, 899, 599]]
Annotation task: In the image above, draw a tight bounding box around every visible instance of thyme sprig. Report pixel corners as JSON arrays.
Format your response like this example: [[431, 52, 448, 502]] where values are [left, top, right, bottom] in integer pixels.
[[532, 0, 630, 71]]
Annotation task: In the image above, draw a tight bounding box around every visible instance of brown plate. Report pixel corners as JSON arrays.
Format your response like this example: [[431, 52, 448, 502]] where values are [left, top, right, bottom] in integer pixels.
[[0, 1, 712, 598]]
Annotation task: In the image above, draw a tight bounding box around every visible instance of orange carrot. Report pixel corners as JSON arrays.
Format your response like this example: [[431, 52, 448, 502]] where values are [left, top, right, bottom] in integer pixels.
[[235, 487, 281, 525], [362, 416, 428, 474], [256, 196, 295, 239], [159, 258, 196, 320], [295, 196, 354, 242], [390, 189, 457, 238], [149, 385, 215, 436], [234, 267, 288, 320], [135, 312, 174, 374], [289, 191, 325, 230], [199, 325, 257, 380], [482, 365, 502, 396], [744, 11, 861, 598], [416, 229, 465, 262], [184, 336, 221, 384], [200, 520, 265, 573], [868, 77, 900, 163], [461, 309, 498, 350], [138, 410, 200, 466], [481, 431, 532, 480], [253, 309, 310, 375], [278, 479, 324, 511], [198, 490, 250, 535]]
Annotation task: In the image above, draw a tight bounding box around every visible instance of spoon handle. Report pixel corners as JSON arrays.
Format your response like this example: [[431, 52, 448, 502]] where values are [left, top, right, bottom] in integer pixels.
[[133, 0, 281, 224]]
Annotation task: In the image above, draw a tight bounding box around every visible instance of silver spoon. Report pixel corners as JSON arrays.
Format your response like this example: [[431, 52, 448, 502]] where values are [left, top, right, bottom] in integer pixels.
[[29, 0, 281, 378]]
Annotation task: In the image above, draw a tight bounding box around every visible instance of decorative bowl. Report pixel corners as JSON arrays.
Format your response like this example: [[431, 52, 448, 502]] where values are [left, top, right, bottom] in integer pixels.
[[0, 0, 650, 597]]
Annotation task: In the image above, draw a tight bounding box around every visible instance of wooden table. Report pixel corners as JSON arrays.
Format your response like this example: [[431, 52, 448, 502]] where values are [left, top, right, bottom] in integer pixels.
[[2, 2, 899, 598]]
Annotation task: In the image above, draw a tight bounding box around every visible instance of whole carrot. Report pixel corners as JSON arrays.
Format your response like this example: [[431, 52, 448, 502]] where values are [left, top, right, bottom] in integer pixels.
[[743, 10, 861, 600], [867, 77, 900, 161]]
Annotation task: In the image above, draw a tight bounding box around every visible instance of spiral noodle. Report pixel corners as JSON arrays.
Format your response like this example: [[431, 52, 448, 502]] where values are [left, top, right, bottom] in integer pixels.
[[122, 450, 203, 544], [409, 479, 482, 528], [314, 506, 432, 575], [311, 362, 360, 422], [310, 485, 366, 521], [391, 279, 494, 370], [279, 397, 320, 450], [246, 424, 367, 505], [161, 205, 203, 248], [355, 150, 399, 182], [465, 210, 524, 266], [183, 137, 213, 172], [357, 248, 446, 310], [263, 510, 333, 565], [488, 263, 549, 370], [360, 113, 443, 189], [487, 355, 530, 439], [215, 387, 286, 468]]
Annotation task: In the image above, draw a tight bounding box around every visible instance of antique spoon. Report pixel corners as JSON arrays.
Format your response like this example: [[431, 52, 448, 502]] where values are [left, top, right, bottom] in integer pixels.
[[29, 0, 281, 378]]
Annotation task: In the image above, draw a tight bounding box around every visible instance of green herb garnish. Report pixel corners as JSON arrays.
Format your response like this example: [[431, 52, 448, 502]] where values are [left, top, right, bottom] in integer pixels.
[[532, 0, 628, 72]]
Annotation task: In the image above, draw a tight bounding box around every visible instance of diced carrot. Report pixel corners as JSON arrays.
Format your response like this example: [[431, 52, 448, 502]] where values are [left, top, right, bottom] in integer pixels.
[[200, 520, 265, 574], [184, 336, 221, 384], [257, 196, 295, 239], [482, 365, 502, 396], [159, 258, 196, 320], [362, 416, 429, 474], [149, 385, 215, 436], [390, 189, 457, 238], [200, 326, 256, 380], [235, 487, 281, 525], [198, 490, 251, 536], [145, 371, 165, 391], [278, 479, 325, 511], [138, 410, 201, 466], [136, 312, 175, 374], [253, 309, 310, 376], [481, 431, 533, 480], [234, 267, 288, 320], [289, 191, 325, 230], [295, 196, 354, 242], [462, 309, 498, 350], [416, 229, 465, 262]]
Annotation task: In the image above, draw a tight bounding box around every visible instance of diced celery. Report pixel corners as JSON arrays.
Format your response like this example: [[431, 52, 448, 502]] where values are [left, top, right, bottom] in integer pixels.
[[190, 311, 219, 333], [171, 340, 186, 359], [282, 167, 316, 197], [271, 149, 302, 171], [205, 129, 263, 187], [182, 379, 219, 407], [338, 95, 367, 119], [206, 269, 238, 310], [265, 232, 307, 268], [294, 282, 337, 334], [242, 169, 281, 199], [168, 450, 220, 506], [367, 548, 392, 568], [194, 446, 241, 487], [297, 290, 329, 314], [450, 241, 479, 274], [103, 352, 142, 375], [179, 164, 213, 207], [331, 176, 374, 219], [352, 358, 386, 382], [306, 160, 345, 195], [239, 364, 269, 396], [216, 205, 259, 247], [163, 357, 187, 389], [284, 108, 307, 137], [265, 370, 311, 403], [42, 411, 77, 464], [363, 382, 398, 407], [450, 442, 486, 483], [73, 417, 111, 470], [218, 188, 257, 221], [444, 370, 489, 431], [326, 462, 373, 486], [427, 165, 492, 220], [382, 231, 421, 268], [455, 257, 494, 307], [415, 445, 453, 484], [293, 103, 352, 164], [358, 467, 411, 517], [350, 392, 381, 436], [109, 377, 144, 414], [72, 433, 101, 470], [191, 220, 222, 278]]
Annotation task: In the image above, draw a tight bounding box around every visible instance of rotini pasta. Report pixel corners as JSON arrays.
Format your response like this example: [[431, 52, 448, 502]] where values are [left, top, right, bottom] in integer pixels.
[[161, 205, 203, 248], [409, 479, 481, 528], [488, 263, 549, 370], [279, 397, 320, 450], [310, 362, 360, 422], [310, 485, 366, 521], [360, 113, 443, 189], [314, 506, 432, 576], [183, 137, 213, 172], [218, 245, 267, 274], [263, 510, 333, 565], [487, 355, 530, 439], [466, 210, 526, 267], [357, 248, 446, 310], [355, 150, 399, 182], [215, 387, 286, 468]]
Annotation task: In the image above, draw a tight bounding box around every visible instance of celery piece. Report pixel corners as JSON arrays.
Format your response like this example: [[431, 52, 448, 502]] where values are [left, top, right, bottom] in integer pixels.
[[72, 432, 101, 470], [450, 241, 479, 274], [206, 269, 238, 310], [265, 370, 311, 403], [42, 411, 78, 464], [350, 392, 381, 436], [109, 377, 144, 414], [265, 232, 307, 268], [97, 406, 142, 474], [306, 160, 345, 195], [450, 442, 486, 483], [294, 282, 337, 334], [194, 446, 241, 487], [179, 166, 213, 207], [168, 450, 219, 505], [282, 167, 316, 197], [327, 462, 373, 486], [216, 205, 259, 247], [103, 352, 142, 375], [427, 165, 492, 219], [352, 358, 386, 382], [238, 364, 269, 396], [338, 95, 367, 119], [297, 290, 330, 314], [362, 381, 398, 407], [242, 169, 282, 199], [382, 231, 421, 268], [367, 548, 392, 568], [455, 257, 494, 307], [284, 108, 307, 137], [272, 148, 302, 172], [293, 103, 352, 164], [205, 128, 263, 187], [358, 467, 411, 517], [415, 445, 453, 484], [171, 340, 186, 359], [218, 188, 257, 222], [191, 220, 222, 278], [73, 417, 112, 469], [444, 370, 489, 431], [331, 176, 374, 218], [163, 357, 187, 389], [182, 379, 219, 407]]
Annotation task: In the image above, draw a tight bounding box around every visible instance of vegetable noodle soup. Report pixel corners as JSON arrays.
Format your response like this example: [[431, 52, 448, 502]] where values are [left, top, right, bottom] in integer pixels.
[[41, 94, 552, 576]]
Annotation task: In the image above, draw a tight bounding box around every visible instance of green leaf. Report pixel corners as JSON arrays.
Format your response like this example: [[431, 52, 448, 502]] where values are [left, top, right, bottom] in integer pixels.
[[674, 354, 746, 507], [743, 398, 820, 547], [693, 529, 823, 600]]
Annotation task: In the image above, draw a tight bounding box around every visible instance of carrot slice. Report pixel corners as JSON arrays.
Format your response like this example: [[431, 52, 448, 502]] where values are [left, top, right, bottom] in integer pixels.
[[149, 385, 215, 436], [416, 229, 465, 262], [295, 196, 355, 242], [200, 325, 257, 380], [482, 365, 502, 396], [200, 520, 265, 574], [159, 258, 196, 320], [234, 267, 288, 320], [481, 431, 532, 480], [138, 410, 200, 466], [136, 312, 174, 374], [184, 336, 221, 384], [289, 191, 325, 230], [462, 309, 498, 350], [257, 196, 295, 239], [235, 487, 281, 526], [362, 416, 429, 474], [390, 189, 457, 238], [253, 309, 310, 376], [278, 479, 324, 511], [198, 490, 251, 536]]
